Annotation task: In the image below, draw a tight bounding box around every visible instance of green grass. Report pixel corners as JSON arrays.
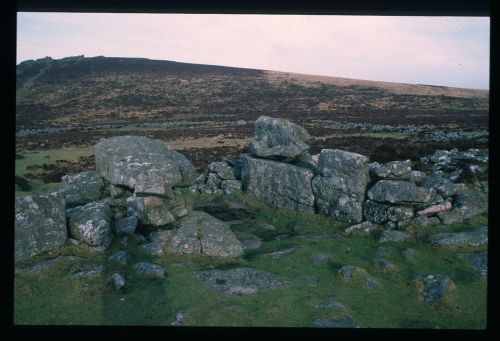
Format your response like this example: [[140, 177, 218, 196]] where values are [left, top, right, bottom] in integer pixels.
[[14, 193, 487, 328], [15, 146, 93, 197]]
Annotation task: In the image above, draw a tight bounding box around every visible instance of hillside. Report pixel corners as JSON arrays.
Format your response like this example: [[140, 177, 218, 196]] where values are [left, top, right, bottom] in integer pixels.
[[16, 56, 489, 131]]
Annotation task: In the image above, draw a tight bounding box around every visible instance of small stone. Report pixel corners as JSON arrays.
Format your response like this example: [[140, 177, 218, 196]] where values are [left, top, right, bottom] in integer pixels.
[[316, 299, 346, 310], [115, 216, 138, 236], [109, 273, 126, 290], [108, 250, 130, 266], [379, 230, 411, 243], [429, 227, 487, 247], [133, 262, 166, 279]]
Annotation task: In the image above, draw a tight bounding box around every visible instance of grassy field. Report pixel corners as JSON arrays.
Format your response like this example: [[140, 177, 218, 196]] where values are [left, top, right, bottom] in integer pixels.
[[14, 192, 487, 328]]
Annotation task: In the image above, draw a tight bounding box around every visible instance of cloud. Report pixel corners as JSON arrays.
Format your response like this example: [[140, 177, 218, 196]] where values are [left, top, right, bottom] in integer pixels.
[[16, 13, 489, 89]]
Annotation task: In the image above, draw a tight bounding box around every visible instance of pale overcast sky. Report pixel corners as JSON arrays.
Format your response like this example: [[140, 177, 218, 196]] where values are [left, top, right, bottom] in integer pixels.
[[17, 13, 490, 89]]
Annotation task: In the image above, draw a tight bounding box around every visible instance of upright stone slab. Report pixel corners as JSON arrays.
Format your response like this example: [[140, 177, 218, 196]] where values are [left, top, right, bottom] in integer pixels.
[[15, 191, 67, 261], [312, 149, 370, 223], [241, 155, 315, 213], [248, 116, 310, 161], [94, 136, 197, 197]]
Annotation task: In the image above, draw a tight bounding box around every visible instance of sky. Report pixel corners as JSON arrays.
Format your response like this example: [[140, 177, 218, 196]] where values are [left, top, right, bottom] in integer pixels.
[[17, 13, 490, 89]]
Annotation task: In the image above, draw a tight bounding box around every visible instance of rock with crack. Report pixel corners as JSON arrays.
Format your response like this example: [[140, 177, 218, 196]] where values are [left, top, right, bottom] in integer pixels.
[[197, 267, 284, 295], [94, 135, 196, 196], [170, 211, 244, 258], [248, 116, 310, 162], [61, 171, 108, 208], [241, 154, 315, 213], [312, 149, 370, 223], [15, 191, 67, 261], [367, 180, 436, 205], [67, 200, 113, 250]]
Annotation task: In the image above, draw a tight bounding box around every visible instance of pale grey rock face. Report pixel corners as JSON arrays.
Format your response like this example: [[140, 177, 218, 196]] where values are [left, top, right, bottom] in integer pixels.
[[15, 191, 67, 261], [417, 175, 458, 197], [248, 116, 310, 161], [197, 267, 284, 295], [429, 227, 487, 247], [313, 149, 369, 223], [94, 136, 196, 196], [367, 180, 435, 204], [61, 171, 108, 208], [208, 161, 236, 180], [221, 180, 242, 194], [67, 200, 113, 250], [170, 211, 244, 258], [241, 155, 315, 213], [369, 160, 412, 180]]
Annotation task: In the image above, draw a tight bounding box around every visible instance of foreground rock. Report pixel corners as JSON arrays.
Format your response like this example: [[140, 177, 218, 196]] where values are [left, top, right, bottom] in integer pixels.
[[379, 230, 411, 243], [67, 200, 113, 250], [429, 228, 487, 247], [413, 274, 455, 304], [61, 171, 108, 208], [241, 155, 315, 213], [197, 267, 284, 295], [460, 252, 487, 277], [170, 211, 244, 257], [133, 262, 166, 279], [248, 116, 310, 161], [15, 191, 67, 261], [312, 149, 370, 223], [94, 135, 196, 196]]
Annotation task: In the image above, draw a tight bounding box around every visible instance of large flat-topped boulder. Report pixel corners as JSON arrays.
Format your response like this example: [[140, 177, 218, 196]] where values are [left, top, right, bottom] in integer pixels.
[[312, 149, 370, 223], [15, 191, 67, 261], [94, 136, 196, 196], [241, 155, 315, 213], [248, 116, 310, 161], [367, 180, 435, 204]]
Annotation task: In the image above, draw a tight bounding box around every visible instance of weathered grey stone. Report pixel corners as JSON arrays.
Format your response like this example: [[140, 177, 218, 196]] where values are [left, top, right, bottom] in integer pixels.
[[313, 149, 370, 223], [224, 156, 242, 179], [241, 155, 315, 213], [312, 318, 360, 328], [290, 153, 319, 173], [61, 171, 107, 208], [363, 200, 391, 224], [115, 215, 138, 236], [437, 209, 463, 225], [108, 250, 130, 266], [453, 193, 488, 219], [429, 227, 487, 247], [170, 312, 188, 326], [257, 248, 295, 259], [170, 211, 244, 258], [379, 230, 411, 243], [248, 116, 310, 161], [377, 259, 397, 272], [67, 200, 112, 250], [367, 180, 435, 204], [233, 231, 262, 251], [108, 185, 133, 207], [460, 252, 487, 277], [133, 262, 166, 279], [344, 221, 380, 236], [70, 265, 104, 280], [387, 205, 414, 221], [205, 172, 222, 189], [15, 191, 67, 261], [418, 175, 458, 197], [316, 299, 346, 310], [413, 274, 454, 304], [221, 180, 242, 194], [138, 242, 165, 257], [109, 273, 126, 290], [339, 265, 379, 289], [197, 267, 284, 295], [126, 195, 176, 227], [94, 136, 196, 196], [311, 252, 333, 264], [370, 160, 412, 180], [208, 161, 236, 180]]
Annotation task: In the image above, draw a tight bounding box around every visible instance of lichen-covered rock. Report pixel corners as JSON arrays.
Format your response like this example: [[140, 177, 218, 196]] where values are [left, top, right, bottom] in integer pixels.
[[344, 221, 380, 236], [413, 274, 454, 304], [115, 215, 138, 236], [312, 149, 370, 223], [126, 194, 186, 227], [224, 156, 242, 179], [369, 160, 412, 180], [379, 230, 411, 243], [429, 227, 487, 247], [221, 180, 242, 194], [61, 171, 108, 208], [338, 265, 379, 289], [15, 191, 67, 261], [197, 267, 284, 295], [94, 135, 196, 196], [208, 161, 236, 180], [241, 155, 315, 213], [67, 200, 113, 250], [363, 200, 413, 224], [418, 175, 458, 197], [170, 211, 244, 258], [248, 116, 310, 161], [367, 180, 435, 204], [108, 184, 133, 207], [133, 262, 166, 279], [453, 193, 488, 219]]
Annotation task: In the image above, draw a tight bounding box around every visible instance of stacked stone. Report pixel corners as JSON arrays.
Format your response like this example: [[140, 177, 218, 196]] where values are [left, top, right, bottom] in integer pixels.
[[194, 156, 243, 195]]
